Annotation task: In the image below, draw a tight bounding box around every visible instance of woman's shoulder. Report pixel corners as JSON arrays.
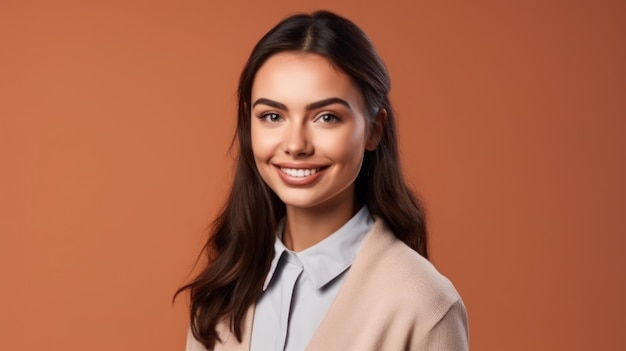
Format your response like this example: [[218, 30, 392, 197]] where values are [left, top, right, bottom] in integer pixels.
[[306, 218, 469, 349], [353, 218, 463, 317]]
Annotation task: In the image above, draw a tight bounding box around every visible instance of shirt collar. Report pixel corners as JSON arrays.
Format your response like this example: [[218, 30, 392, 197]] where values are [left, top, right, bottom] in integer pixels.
[[262, 206, 374, 290], [263, 220, 289, 290]]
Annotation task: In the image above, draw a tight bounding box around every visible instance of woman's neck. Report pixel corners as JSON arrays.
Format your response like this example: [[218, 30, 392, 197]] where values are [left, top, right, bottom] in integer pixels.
[[282, 193, 358, 252]]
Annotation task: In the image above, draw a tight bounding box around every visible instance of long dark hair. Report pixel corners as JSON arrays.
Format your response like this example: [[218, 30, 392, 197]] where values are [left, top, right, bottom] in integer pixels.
[[175, 10, 428, 349]]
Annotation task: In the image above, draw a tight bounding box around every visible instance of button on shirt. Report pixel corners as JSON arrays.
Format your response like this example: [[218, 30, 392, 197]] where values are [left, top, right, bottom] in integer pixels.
[[250, 206, 374, 351]]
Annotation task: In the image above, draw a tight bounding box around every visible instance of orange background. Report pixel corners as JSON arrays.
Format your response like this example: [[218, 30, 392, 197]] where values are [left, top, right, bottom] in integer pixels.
[[1, 0, 624, 350]]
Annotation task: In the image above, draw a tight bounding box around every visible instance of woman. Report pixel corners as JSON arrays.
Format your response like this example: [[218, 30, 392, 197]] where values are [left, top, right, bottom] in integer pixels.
[[177, 10, 469, 351]]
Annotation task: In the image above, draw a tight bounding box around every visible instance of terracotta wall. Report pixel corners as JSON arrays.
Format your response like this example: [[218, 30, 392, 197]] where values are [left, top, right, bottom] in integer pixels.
[[1, 0, 624, 350]]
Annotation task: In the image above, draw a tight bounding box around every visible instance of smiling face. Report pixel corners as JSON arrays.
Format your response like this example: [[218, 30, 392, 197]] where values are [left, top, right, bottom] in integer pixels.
[[250, 52, 379, 212]]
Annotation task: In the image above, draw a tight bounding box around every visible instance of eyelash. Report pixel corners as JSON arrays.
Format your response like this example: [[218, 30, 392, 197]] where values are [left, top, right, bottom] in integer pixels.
[[316, 113, 340, 123], [258, 112, 282, 122]]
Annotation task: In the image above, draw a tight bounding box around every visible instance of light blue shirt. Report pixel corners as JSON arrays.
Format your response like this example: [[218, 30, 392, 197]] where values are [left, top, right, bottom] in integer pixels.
[[250, 206, 374, 351]]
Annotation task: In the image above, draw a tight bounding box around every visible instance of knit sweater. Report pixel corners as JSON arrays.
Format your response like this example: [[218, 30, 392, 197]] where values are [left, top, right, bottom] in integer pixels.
[[186, 218, 469, 351]]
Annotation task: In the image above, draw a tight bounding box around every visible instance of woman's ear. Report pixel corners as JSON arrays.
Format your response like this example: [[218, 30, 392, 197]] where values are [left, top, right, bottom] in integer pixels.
[[365, 108, 387, 151]]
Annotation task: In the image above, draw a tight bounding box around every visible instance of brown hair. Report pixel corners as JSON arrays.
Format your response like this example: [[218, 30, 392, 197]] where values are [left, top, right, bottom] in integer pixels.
[[175, 10, 428, 349]]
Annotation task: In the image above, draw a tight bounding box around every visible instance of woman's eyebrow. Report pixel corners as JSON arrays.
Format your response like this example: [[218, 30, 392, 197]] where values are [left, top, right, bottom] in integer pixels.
[[252, 98, 287, 110], [251, 97, 351, 111], [306, 97, 351, 111]]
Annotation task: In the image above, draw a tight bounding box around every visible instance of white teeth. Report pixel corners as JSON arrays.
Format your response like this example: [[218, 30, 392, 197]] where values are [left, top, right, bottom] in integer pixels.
[[281, 167, 320, 178]]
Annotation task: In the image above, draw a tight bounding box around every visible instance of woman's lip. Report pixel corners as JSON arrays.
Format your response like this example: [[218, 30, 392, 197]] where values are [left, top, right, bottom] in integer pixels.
[[274, 163, 330, 169]]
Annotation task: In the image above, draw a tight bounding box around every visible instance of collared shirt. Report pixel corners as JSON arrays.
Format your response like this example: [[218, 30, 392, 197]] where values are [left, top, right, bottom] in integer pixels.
[[249, 206, 374, 351]]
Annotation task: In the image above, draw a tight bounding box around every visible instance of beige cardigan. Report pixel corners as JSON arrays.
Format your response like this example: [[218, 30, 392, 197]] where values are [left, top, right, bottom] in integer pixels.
[[187, 218, 469, 351]]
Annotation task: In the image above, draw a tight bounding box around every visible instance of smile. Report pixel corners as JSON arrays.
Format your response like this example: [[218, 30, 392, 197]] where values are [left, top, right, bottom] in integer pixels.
[[280, 167, 321, 178]]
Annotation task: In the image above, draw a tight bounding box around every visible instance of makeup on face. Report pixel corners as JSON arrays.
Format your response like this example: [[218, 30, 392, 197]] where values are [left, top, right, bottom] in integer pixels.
[[250, 52, 371, 211]]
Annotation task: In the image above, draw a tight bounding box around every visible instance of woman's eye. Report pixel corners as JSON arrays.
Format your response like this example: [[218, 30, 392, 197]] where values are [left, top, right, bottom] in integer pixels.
[[318, 114, 339, 123], [260, 113, 282, 122]]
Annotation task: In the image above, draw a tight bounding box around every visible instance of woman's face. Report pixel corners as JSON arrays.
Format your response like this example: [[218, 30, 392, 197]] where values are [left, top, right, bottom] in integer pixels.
[[250, 52, 377, 212]]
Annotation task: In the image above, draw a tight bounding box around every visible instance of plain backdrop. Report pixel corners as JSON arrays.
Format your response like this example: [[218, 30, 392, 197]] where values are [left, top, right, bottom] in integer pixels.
[[1, 0, 624, 350]]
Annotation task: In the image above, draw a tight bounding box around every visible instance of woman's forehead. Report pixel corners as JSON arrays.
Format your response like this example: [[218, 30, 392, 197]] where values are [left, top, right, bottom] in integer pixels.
[[251, 52, 364, 110]]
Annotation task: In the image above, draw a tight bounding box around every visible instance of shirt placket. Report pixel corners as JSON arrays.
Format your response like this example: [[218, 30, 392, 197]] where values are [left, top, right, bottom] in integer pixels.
[[277, 253, 303, 351]]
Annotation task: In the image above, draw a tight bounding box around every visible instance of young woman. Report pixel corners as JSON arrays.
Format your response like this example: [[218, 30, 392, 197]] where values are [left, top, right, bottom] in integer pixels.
[[178, 10, 469, 351]]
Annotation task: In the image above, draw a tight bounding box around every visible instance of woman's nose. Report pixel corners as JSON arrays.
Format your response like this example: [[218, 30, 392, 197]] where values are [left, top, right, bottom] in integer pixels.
[[283, 122, 313, 157]]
